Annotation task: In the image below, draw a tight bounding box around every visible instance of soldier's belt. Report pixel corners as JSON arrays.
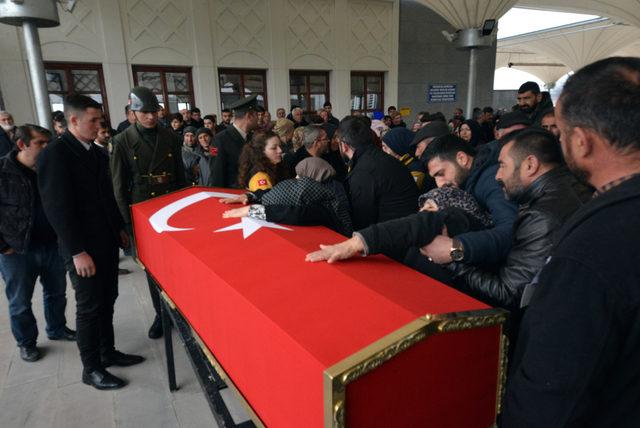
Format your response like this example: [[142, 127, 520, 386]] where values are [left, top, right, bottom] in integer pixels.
[[142, 173, 173, 184]]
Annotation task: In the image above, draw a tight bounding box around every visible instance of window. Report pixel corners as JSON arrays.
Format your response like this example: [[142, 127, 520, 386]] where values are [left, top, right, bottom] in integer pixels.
[[44, 62, 110, 120], [132, 65, 195, 113], [289, 71, 329, 114], [351, 72, 384, 116], [218, 69, 268, 111]]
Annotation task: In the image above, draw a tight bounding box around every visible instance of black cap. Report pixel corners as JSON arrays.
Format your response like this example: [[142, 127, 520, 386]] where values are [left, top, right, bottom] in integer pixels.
[[196, 127, 212, 138], [183, 126, 197, 135], [410, 121, 450, 147], [495, 111, 532, 130], [227, 94, 259, 114]]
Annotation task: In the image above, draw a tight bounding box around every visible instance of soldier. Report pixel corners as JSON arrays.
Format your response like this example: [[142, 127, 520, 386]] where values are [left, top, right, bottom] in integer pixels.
[[111, 86, 187, 339], [211, 95, 260, 188]]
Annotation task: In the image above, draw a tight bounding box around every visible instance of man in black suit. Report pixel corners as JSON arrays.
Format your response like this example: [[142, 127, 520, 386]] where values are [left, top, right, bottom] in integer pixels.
[[38, 95, 144, 391], [211, 95, 260, 188]]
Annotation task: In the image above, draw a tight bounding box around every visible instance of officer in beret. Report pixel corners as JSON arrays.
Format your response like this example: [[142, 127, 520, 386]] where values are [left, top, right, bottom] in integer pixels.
[[211, 95, 261, 188], [110, 86, 187, 339]]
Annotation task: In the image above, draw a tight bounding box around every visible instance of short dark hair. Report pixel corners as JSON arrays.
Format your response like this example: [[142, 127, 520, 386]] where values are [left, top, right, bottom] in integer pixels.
[[15, 124, 52, 146], [169, 113, 183, 123], [221, 108, 231, 114], [64, 94, 102, 120], [423, 134, 476, 164], [383, 115, 392, 121], [323, 101, 332, 108], [51, 110, 65, 122], [518, 81, 541, 95], [559, 56, 640, 153], [387, 106, 397, 111], [503, 128, 563, 166], [203, 114, 215, 122], [338, 116, 373, 149], [190, 107, 201, 114], [482, 106, 494, 114], [98, 121, 109, 130], [541, 108, 555, 120], [124, 105, 131, 114]]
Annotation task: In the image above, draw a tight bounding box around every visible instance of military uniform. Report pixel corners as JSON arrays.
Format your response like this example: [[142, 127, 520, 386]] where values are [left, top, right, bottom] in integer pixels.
[[111, 123, 186, 223], [211, 95, 260, 188], [110, 86, 187, 339]]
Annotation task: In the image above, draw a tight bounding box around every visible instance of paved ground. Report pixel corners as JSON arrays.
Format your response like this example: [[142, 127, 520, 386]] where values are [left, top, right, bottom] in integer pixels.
[[0, 254, 249, 428]]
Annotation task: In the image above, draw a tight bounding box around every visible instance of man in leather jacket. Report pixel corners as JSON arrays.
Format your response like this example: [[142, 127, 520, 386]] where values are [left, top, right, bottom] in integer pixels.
[[447, 128, 588, 311]]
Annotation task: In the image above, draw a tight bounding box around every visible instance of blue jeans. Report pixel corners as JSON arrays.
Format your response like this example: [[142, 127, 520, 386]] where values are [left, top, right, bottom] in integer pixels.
[[0, 243, 68, 347]]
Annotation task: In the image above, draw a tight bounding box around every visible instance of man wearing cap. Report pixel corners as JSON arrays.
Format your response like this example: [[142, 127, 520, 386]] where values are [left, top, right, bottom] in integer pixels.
[[410, 120, 450, 162], [211, 95, 260, 188], [110, 86, 187, 339]]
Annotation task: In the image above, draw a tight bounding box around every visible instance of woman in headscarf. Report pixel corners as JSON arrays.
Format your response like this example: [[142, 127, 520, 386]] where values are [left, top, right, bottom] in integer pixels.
[[381, 127, 429, 192], [457, 119, 486, 147], [223, 157, 353, 236]]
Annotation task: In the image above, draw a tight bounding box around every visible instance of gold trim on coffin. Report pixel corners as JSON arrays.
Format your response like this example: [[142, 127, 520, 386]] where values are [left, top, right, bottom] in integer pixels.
[[323, 309, 508, 428], [159, 292, 267, 428]]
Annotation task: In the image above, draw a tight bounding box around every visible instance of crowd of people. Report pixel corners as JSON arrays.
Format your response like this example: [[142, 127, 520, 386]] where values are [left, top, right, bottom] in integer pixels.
[[0, 56, 639, 426]]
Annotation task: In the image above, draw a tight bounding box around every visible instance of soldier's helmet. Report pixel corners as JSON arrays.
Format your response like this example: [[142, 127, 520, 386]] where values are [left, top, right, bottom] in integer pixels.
[[128, 86, 161, 112]]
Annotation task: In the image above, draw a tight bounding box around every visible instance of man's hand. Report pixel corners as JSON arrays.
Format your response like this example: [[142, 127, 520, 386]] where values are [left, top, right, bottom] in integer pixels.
[[305, 236, 364, 263], [420, 235, 453, 264], [220, 194, 249, 205], [1, 247, 15, 255], [223, 206, 250, 218], [119, 230, 130, 249], [73, 252, 96, 277]]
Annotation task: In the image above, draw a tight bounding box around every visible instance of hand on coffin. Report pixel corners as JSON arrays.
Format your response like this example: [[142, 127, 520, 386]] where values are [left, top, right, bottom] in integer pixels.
[[419, 234, 453, 264], [305, 236, 365, 263], [220, 194, 249, 205], [223, 206, 250, 218]]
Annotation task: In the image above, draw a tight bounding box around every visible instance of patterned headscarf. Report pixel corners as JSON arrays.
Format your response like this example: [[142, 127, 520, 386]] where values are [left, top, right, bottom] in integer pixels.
[[418, 186, 493, 227]]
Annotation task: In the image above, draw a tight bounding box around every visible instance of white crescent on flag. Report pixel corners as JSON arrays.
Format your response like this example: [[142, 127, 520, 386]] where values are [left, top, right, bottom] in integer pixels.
[[148, 191, 293, 239], [149, 191, 238, 233]]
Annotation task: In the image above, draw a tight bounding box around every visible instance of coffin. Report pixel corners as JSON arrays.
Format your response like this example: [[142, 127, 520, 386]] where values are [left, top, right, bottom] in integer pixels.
[[132, 187, 507, 428]]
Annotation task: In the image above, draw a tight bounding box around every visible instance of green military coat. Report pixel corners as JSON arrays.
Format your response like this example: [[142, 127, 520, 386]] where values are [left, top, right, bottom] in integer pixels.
[[111, 123, 187, 223]]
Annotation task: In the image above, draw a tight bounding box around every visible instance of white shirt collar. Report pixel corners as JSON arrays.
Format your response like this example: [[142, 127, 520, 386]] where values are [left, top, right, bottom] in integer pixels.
[[233, 123, 247, 140]]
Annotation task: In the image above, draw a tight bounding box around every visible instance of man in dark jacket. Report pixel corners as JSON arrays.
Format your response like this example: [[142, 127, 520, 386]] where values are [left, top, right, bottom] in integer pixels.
[[339, 116, 418, 231], [0, 125, 75, 363], [502, 57, 640, 427], [211, 95, 259, 188], [0, 110, 17, 157], [420, 135, 518, 265], [38, 95, 142, 391], [516, 81, 553, 127], [111, 86, 187, 339], [448, 128, 586, 310], [286, 124, 329, 176], [116, 105, 136, 133]]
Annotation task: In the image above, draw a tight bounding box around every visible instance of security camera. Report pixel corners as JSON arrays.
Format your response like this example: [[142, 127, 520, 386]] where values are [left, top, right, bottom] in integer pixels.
[[441, 30, 457, 43]]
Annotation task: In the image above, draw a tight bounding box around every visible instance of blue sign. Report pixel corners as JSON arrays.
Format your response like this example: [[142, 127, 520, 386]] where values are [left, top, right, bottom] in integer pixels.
[[428, 84, 457, 103]]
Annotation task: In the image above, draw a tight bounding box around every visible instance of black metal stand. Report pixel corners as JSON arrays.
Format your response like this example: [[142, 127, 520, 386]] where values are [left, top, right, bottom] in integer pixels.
[[154, 278, 256, 428]]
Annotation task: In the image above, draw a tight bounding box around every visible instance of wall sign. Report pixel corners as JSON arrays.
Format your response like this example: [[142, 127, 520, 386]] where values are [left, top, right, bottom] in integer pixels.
[[428, 84, 457, 103]]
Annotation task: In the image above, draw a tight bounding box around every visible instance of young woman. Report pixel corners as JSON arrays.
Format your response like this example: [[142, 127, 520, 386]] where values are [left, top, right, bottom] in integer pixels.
[[221, 132, 289, 205]]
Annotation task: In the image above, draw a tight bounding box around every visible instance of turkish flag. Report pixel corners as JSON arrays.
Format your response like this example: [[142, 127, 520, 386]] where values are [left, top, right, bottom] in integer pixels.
[[132, 187, 503, 428]]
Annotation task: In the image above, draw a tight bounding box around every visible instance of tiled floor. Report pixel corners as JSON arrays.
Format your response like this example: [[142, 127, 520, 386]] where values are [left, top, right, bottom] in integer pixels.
[[0, 254, 247, 428]]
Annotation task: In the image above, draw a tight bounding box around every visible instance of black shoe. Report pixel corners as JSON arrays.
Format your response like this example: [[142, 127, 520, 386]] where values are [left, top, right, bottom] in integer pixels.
[[19, 345, 41, 362], [148, 315, 163, 339], [48, 326, 76, 341], [101, 350, 145, 368], [82, 368, 126, 390]]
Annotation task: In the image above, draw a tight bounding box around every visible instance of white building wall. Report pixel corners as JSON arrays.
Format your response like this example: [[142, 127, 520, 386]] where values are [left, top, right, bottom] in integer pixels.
[[0, 0, 399, 127]]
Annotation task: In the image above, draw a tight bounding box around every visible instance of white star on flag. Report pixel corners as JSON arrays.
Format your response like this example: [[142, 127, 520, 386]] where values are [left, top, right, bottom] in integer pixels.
[[214, 217, 292, 239]]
